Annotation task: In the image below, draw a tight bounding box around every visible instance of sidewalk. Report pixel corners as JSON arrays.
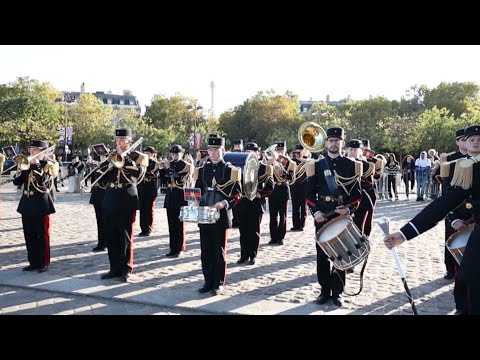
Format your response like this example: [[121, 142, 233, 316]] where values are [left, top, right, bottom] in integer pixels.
[[0, 184, 456, 315]]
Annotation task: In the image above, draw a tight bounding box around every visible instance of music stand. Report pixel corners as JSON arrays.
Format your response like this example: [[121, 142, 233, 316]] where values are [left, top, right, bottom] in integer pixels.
[[92, 144, 109, 157], [2, 146, 16, 159]]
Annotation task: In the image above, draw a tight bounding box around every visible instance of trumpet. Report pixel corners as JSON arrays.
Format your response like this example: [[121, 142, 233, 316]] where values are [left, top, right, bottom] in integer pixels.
[[1, 145, 56, 174]]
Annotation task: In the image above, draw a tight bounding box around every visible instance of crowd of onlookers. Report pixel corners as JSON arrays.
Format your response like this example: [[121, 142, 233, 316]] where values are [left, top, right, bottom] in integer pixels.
[[375, 149, 441, 201]]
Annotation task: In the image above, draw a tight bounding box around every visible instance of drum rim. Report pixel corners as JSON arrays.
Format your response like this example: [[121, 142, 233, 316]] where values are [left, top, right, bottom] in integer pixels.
[[316, 214, 353, 242], [446, 222, 475, 248]]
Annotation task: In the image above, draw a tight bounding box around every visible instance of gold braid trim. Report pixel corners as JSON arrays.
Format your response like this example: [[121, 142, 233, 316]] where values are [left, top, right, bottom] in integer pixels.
[[287, 160, 297, 173], [451, 155, 480, 190], [334, 171, 360, 196], [374, 158, 385, 173]]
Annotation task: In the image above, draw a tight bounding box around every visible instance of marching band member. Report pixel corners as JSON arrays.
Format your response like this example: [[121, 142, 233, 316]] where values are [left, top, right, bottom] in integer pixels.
[[268, 140, 296, 245], [438, 128, 469, 312], [137, 146, 160, 237], [13, 140, 58, 273], [440, 128, 468, 280], [290, 144, 308, 232], [306, 128, 364, 307], [194, 135, 241, 295], [99, 129, 147, 283], [353, 139, 384, 237], [236, 142, 274, 265], [164, 144, 193, 257], [384, 125, 480, 314]]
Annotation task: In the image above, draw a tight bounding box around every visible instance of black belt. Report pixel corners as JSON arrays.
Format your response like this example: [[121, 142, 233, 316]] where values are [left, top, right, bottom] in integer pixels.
[[107, 183, 132, 189], [319, 195, 338, 202]]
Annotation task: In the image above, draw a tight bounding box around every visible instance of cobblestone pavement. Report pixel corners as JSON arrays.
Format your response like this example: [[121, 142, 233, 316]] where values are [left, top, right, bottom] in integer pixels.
[[0, 285, 210, 315], [0, 183, 457, 315]]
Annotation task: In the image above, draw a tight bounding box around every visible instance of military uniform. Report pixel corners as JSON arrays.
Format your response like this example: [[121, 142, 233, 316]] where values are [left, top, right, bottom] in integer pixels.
[[399, 125, 480, 314], [13, 140, 58, 272], [306, 128, 364, 306], [194, 135, 241, 295], [99, 129, 147, 282], [289, 144, 308, 231], [440, 128, 469, 279], [354, 139, 384, 237], [236, 143, 274, 264], [164, 144, 193, 257], [137, 146, 160, 236], [268, 141, 296, 245]]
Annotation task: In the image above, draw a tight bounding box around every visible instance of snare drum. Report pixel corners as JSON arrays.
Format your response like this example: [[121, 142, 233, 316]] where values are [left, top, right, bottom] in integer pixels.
[[446, 223, 475, 266], [316, 215, 370, 271], [179, 205, 220, 224]]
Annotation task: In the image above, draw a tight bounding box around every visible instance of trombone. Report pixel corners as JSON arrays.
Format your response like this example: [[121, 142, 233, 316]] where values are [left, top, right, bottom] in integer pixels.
[[89, 137, 143, 188], [0, 145, 56, 175]]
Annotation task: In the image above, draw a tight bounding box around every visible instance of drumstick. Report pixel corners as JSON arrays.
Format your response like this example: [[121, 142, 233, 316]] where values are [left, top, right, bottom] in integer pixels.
[[391, 247, 418, 316]]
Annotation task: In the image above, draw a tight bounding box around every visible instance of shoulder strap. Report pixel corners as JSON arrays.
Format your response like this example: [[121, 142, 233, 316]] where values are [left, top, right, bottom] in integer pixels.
[[319, 158, 339, 195]]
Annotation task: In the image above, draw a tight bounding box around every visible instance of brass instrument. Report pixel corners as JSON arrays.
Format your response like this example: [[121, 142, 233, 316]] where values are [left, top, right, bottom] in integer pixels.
[[1, 145, 56, 174], [107, 137, 144, 169], [89, 137, 144, 188], [298, 121, 327, 153]]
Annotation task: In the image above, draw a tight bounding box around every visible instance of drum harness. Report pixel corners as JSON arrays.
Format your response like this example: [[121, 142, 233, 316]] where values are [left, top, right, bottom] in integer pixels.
[[319, 158, 369, 296]]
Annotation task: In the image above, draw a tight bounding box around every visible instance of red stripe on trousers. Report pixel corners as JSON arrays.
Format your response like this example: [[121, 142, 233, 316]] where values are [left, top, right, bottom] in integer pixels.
[[43, 215, 51, 266], [128, 211, 136, 272]]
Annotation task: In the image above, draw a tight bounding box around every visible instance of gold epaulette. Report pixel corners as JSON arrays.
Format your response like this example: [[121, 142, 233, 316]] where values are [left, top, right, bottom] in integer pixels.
[[44, 161, 59, 177], [439, 152, 454, 178], [0, 153, 5, 163], [180, 161, 193, 176], [306, 159, 316, 177], [230, 166, 242, 182], [287, 160, 296, 173], [265, 164, 273, 177], [354, 160, 363, 177], [135, 153, 149, 167], [374, 158, 385, 173], [193, 166, 202, 182], [363, 161, 375, 178], [450, 155, 480, 190]]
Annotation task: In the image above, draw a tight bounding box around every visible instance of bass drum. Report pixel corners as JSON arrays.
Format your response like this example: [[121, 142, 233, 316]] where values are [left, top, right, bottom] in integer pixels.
[[223, 151, 258, 201]]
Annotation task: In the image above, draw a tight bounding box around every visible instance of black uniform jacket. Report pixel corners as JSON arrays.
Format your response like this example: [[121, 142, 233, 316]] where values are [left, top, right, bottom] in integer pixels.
[[13, 160, 56, 216], [194, 159, 241, 229]]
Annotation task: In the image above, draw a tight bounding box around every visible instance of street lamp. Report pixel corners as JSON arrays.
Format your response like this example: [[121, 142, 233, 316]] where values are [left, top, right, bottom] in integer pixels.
[[187, 103, 203, 151]]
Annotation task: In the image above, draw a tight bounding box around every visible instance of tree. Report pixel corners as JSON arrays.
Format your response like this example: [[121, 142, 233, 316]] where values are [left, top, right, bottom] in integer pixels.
[[0, 78, 64, 149], [218, 90, 303, 149], [423, 82, 480, 119], [65, 93, 114, 151], [144, 94, 208, 152], [408, 107, 458, 155]]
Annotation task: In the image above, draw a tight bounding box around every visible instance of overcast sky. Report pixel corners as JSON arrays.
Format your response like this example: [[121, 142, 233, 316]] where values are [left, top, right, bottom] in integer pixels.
[[1, 45, 480, 115]]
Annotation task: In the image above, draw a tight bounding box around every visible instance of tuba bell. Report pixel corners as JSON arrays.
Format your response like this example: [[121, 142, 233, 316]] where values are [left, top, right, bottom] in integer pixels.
[[298, 122, 327, 153]]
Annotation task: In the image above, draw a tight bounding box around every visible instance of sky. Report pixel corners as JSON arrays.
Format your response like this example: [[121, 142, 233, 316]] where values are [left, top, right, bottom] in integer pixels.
[[1, 45, 480, 116]]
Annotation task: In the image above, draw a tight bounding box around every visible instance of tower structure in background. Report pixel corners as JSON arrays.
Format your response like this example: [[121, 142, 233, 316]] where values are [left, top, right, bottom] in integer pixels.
[[210, 80, 215, 117]]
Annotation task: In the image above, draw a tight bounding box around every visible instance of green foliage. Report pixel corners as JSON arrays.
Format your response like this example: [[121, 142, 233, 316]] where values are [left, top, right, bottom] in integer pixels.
[[65, 93, 114, 151], [422, 82, 480, 119], [409, 107, 458, 155], [0, 77, 63, 149], [218, 90, 303, 149]]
